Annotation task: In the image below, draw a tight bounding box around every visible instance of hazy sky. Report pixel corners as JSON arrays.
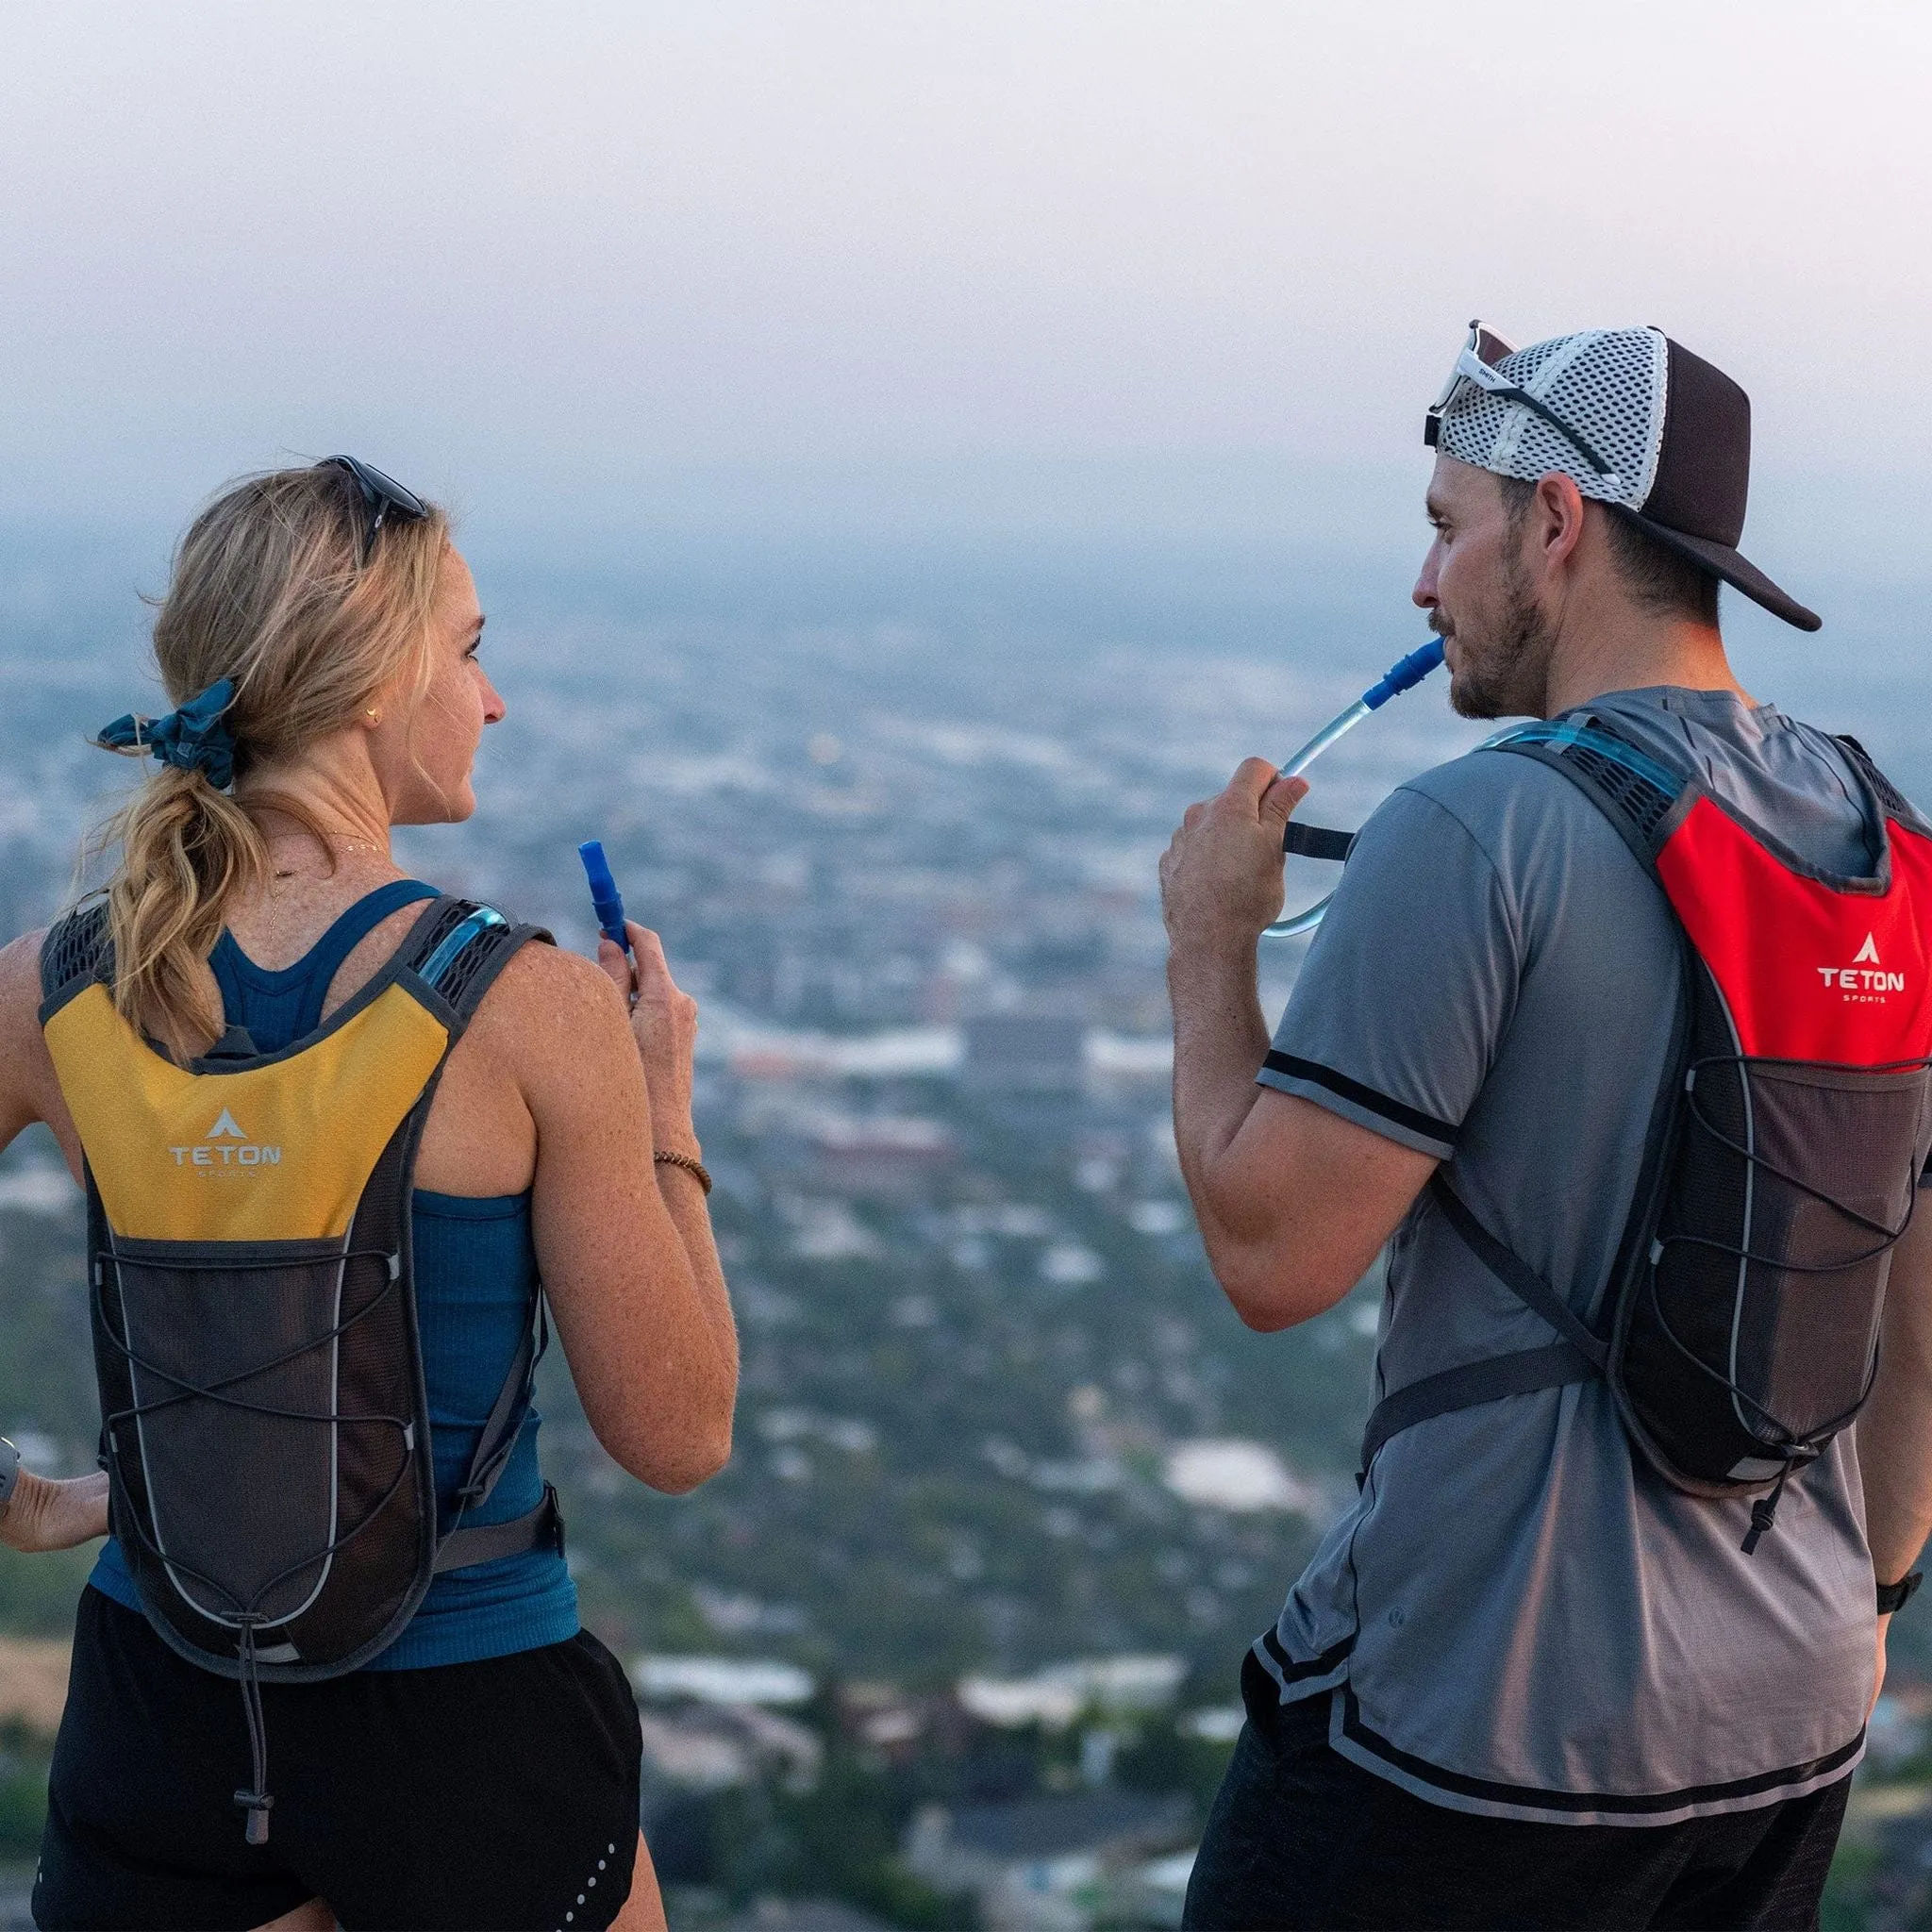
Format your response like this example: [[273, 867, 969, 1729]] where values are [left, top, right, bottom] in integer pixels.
[[4, 1, 1930, 529]]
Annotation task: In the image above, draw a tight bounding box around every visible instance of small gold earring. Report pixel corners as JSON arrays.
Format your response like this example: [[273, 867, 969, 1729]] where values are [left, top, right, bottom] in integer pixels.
[[365, 708, 381, 724]]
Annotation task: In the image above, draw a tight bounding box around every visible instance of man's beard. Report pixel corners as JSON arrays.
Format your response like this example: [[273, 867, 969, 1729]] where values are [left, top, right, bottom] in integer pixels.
[[1443, 554, 1558, 721]]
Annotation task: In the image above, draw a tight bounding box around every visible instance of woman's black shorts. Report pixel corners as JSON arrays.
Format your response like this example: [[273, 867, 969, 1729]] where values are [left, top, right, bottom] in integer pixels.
[[34, 1586, 643, 1931]]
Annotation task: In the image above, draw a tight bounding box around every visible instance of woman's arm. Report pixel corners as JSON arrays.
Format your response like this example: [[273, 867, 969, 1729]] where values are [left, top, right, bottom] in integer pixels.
[[496, 937, 736, 1493], [0, 934, 109, 1550], [0, 932, 81, 1179], [595, 923, 735, 1389]]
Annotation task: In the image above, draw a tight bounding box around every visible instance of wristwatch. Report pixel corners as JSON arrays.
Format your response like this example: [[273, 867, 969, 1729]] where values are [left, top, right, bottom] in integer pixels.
[[0, 1438, 18, 1518], [1877, 1571, 1924, 1615]]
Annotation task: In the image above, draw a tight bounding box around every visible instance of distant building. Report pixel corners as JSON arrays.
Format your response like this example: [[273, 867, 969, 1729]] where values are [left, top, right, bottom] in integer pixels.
[[904, 1791, 1192, 1932], [958, 1656, 1187, 1729], [963, 1015, 1087, 1094], [636, 1697, 829, 1891], [1161, 1439, 1324, 1516], [633, 1655, 815, 1707], [635, 1694, 824, 1797], [809, 1115, 955, 1197], [1084, 1030, 1174, 1091]]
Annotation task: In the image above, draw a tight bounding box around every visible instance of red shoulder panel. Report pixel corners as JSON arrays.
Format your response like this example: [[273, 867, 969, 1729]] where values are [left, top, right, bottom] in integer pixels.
[[1654, 795, 1932, 1063]]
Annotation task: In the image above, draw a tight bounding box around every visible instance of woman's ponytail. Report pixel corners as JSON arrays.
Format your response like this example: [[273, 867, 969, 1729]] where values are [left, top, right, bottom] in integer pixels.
[[85, 464, 449, 1057], [102, 768, 266, 1054]]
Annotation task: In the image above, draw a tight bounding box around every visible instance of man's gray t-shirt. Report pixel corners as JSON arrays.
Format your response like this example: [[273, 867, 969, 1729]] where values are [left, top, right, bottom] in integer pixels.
[[1256, 687, 1893, 1826]]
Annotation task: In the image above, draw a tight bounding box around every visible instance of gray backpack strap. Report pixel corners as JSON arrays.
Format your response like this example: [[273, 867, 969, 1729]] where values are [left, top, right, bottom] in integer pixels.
[[434, 1486, 563, 1574], [446, 1297, 549, 1521], [39, 902, 113, 1009], [1835, 734, 1932, 839], [1357, 1167, 1608, 1480], [433, 1274, 556, 1573], [1426, 1174, 1608, 1365], [1359, 1343, 1600, 1476], [396, 897, 553, 1028], [396, 899, 563, 1574], [1353, 722, 1676, 1481]]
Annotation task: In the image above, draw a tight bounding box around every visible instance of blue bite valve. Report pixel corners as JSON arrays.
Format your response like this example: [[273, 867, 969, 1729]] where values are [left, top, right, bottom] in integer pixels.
[[1262, 636, 1448, 942], [1359, 638, 1447, 711], [577, 841, 630, 954]]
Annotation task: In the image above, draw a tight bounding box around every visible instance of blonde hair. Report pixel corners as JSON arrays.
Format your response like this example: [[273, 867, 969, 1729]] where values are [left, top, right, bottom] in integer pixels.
[[94, 466, 450, 1055]]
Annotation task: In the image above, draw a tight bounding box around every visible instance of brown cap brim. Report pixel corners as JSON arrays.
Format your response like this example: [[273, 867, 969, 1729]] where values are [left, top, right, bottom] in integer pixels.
[[1613, 507, 1822, 633]]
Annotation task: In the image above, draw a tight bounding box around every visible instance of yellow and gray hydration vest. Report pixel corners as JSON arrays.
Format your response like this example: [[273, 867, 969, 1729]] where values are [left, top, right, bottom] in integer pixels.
[[39, 895, 558, 1843]]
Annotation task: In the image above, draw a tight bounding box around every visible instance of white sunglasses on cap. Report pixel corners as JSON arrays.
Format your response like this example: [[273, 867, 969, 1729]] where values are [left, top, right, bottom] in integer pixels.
[[1424, 320, 1622, 491]]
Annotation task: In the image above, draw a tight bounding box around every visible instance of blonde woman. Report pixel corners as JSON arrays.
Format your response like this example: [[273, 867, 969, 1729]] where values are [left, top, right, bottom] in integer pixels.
[[0, 458, 736, 1930]]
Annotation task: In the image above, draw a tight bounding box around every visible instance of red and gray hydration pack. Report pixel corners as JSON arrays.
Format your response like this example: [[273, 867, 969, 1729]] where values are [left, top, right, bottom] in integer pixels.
[[1357, 718, 1932, 1547], [38, 896, 557, 1842]]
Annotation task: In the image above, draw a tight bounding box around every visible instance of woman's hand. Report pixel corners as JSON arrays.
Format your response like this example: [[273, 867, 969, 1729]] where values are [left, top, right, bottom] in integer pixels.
[[595, 923, 700, 1156], [0, 1468, 108, 1554]]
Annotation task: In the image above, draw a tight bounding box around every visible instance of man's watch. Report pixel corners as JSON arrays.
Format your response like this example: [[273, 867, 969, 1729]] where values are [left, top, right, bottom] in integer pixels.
[[0, 1438, 18, 1518], [1877, 1571, 1924, 1616]]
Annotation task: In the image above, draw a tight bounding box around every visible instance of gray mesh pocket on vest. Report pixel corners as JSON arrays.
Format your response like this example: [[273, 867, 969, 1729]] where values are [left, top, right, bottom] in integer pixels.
[[101, 1234, 409, 1635], [1627, 1050, 1930, 1477]]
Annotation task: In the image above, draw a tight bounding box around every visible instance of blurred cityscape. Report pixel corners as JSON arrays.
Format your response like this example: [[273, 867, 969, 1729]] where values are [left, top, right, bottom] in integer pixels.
[[0, 524, 1927, 1928]]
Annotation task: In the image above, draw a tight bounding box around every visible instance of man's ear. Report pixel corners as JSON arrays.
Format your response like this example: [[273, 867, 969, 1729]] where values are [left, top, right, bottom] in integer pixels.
[[1530, 472, 1589, 578]]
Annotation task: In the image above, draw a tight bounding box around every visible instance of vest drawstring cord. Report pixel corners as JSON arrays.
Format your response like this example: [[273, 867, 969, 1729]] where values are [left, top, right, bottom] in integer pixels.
[[1740, 1461, 1792, 1557], [233, 1620, 274, 1845]]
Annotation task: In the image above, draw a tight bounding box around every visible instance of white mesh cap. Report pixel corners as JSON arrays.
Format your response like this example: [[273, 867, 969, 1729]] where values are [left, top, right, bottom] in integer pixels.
[[1434, 327, 1669, 510]]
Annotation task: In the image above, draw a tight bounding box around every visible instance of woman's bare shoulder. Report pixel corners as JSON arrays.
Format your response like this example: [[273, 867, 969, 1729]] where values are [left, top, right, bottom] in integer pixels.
[[0, 930, 66, 1141], [465, 936, 634, 1067], [0, 929, 51, 1024], [481, 935, 623, 1014]]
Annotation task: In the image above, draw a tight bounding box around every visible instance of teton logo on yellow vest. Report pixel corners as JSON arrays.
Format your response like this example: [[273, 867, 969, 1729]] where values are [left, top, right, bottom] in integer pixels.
[[169, 1108, 283, 1170]]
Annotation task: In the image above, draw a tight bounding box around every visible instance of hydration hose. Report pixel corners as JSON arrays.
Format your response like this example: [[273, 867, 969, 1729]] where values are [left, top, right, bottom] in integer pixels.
[[577, 841, 631, 955], [1261, 639, 1447, 941]]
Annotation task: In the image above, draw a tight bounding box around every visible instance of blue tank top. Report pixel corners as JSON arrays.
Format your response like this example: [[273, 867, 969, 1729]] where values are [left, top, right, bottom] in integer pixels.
[[87, 882, 579, 1669]]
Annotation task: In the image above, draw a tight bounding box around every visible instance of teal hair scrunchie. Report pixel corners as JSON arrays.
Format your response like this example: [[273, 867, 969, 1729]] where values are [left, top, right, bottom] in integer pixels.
[[94, 678, 239, 791]]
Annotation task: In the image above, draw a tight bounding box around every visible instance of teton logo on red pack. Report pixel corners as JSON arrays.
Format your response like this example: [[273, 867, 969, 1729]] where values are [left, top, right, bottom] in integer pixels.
[[1818, 931, 1906, 1000], [168, 1108, 283, 1170]]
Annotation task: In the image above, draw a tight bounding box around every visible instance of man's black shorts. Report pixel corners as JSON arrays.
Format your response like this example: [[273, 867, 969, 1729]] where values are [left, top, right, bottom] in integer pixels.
[[1182, 1654, 1850, 1931], [34, 1586, 643, 1932]]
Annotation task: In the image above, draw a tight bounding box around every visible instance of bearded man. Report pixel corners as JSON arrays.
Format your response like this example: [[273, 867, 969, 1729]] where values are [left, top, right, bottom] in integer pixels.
[[1161, 324, 1932, 1930]]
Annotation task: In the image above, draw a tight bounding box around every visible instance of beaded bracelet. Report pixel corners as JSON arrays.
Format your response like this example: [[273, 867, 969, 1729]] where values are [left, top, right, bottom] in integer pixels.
[[653, 1149, 713, 1195]]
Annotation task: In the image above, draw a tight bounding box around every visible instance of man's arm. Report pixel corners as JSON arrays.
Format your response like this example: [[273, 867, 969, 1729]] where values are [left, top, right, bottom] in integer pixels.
[[1857, 1197, 1932, 1706], [1859, 1201, 1932, 1585], [1162, 759, 1437, 1331]]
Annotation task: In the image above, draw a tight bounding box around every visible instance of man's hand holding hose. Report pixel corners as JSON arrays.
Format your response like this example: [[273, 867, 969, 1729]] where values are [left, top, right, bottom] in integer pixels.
[[1158, 755, 1309, 1192], [1159, 758, 1309, 956]]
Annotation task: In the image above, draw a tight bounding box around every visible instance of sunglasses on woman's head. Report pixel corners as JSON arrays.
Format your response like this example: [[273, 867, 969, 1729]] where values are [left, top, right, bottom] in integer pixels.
[[317, 455, 428, 562]]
